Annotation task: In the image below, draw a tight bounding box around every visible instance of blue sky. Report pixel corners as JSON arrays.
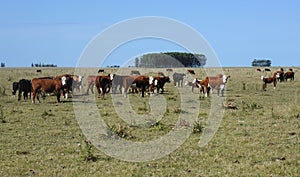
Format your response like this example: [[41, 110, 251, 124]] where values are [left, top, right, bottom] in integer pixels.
[[0, 0, 299, 67]]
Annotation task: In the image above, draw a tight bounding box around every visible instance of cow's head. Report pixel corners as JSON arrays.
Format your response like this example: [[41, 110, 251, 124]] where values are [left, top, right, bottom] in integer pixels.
[[223, 75, 230, 84], [61, 76, 67, 86]]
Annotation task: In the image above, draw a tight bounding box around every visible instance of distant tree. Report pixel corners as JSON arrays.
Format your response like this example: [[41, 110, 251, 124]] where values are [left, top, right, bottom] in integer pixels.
[[135, 57, 140, 67], [138, 52, 207, 68], [252, 59, 271, 67], [1, 62, 5, 67]]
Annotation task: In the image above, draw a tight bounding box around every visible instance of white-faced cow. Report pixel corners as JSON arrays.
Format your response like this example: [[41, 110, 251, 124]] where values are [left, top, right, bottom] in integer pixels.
[[152, 76, 170, 94]]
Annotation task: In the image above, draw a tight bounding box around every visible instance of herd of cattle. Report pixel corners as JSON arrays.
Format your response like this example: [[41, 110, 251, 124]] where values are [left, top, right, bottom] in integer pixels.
[[260, 68, 295, 91], [11, 68, 295, 103]]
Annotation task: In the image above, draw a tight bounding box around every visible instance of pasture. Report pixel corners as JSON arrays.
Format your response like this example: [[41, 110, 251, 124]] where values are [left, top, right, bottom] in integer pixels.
[[0, 67, 299, 176]]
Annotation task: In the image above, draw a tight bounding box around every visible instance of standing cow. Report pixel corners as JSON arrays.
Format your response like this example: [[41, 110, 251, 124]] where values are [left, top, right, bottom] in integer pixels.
[[17, 79, 31, 101]]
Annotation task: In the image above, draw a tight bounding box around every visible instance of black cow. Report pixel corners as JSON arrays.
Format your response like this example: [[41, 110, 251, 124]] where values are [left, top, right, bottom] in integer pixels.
[[17, 79, 31, 101]]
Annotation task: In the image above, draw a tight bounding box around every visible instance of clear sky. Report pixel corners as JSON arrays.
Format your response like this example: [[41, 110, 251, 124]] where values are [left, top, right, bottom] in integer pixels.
[[0, 0, 299, 67]]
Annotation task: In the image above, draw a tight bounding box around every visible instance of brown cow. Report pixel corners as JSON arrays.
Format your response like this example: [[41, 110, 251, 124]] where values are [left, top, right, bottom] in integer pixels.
[[284, 71, 295, 81], [31, 76, 66, 103], [261, 72, 278, 91], [256, 68, 261, 72], [195, 75, 230, 97], [152, 76, 170, 94], [122, 75, 154, 98]]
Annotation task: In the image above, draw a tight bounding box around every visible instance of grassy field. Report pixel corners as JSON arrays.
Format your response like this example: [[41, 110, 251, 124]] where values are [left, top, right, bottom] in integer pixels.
[[0, 67, 299, 176]]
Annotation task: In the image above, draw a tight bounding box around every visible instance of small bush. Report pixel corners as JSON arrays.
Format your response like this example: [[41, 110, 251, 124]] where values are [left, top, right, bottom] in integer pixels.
[[192, 120, 204, 134], [80, 140, 98, 162], [109, 124, 133, 139]]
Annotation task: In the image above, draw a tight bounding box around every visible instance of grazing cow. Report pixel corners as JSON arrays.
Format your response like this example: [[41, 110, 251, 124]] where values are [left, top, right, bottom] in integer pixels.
[[152, 76, 170, 94], [17, 79, 31, 101], [122, 75, 154, 98], [284, 71, 295, 81], [264, 68, 271, 72], [98, 69, 105, 73], [36, 69, 42, 73], [31, 76, 66, 103], [12, 82, 19, 96], [187, 69, 195, 75], [256, 68, 261, 72], [261, 72, 278, 91], [276, 70, 284, 82], [289, 68, 293, 72], [95, 74, 114, 97], [130, 70, 141, 75], [166, 68, 173, 72], [173, 72, 185, 87]]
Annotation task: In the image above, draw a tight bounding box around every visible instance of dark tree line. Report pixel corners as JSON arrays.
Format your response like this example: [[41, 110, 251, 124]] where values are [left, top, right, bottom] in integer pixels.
[[31, 63, 57, 67], [136, 52, 207, 68], [251, 59, 271, 67]]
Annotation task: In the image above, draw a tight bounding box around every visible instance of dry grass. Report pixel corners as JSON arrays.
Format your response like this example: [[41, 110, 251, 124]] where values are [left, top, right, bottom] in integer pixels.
[[0, 67, 299, 176]]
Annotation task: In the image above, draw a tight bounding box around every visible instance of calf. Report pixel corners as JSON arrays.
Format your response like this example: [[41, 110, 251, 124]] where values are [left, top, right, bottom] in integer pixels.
[[185, 79, 199, 93]]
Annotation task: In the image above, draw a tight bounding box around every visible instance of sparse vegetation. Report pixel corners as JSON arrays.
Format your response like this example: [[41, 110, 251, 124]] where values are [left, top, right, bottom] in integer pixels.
[[0, 67, 299, 176]]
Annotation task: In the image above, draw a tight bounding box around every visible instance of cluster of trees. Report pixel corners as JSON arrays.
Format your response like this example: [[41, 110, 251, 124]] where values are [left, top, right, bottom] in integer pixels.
[[1, 62, 5, 67], [251, 59, 271, 67], [135, 52, 207, 68], [31, 63, 57, 67]]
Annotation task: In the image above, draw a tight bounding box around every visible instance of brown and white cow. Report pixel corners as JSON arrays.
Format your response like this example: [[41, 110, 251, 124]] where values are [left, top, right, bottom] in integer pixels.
[[261, 72, 278, 91], [31, 76, 66, 103], [122, 75, 154, 98], [195, 74, 230, 97]]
